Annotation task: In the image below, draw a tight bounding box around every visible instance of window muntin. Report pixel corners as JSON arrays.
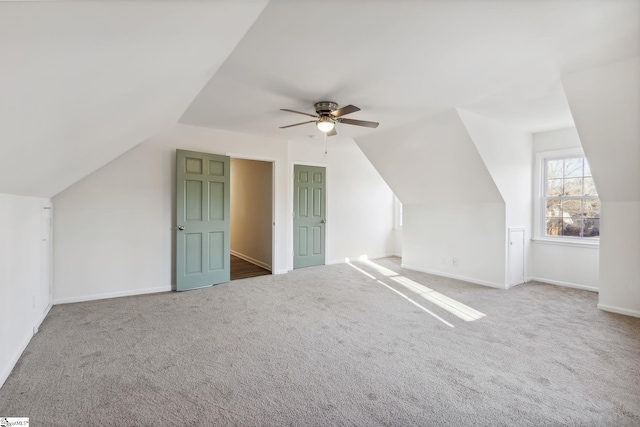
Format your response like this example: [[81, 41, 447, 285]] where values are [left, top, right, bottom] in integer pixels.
[[544, 156, 600, 238]]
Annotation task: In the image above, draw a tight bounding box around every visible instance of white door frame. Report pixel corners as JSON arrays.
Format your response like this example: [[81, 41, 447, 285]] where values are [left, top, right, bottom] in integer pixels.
[[226, 152, 277, 273], [38, 202, 53, 331]]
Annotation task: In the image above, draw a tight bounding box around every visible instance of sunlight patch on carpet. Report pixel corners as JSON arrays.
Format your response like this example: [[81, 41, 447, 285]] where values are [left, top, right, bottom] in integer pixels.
[[347, 257, 486, 324]]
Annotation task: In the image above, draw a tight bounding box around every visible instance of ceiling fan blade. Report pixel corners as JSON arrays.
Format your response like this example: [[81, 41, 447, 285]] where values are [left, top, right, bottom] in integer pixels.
[[280, 120, 316, 129], [280, 108, 318, 118], [339, 118, 379, 128], [327, 128, 337, 137], [331, 104, 360, 117]]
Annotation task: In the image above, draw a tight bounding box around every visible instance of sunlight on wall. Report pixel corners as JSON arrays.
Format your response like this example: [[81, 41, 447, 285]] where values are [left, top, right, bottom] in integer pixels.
[[346, 255, 486, 325]]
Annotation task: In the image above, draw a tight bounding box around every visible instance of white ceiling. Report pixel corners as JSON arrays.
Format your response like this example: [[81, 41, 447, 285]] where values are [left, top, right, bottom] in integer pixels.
[[0, 0, 269, 197], [181, 0, 640, 139], [1, 0, 638, 197]]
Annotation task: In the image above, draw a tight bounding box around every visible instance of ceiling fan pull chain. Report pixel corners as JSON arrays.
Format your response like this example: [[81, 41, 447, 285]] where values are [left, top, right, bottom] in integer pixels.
[[324, 132, 328, 156]]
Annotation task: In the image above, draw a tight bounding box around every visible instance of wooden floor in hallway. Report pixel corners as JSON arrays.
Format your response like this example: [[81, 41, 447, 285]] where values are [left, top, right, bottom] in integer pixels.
[[230, 255, 271, 280]]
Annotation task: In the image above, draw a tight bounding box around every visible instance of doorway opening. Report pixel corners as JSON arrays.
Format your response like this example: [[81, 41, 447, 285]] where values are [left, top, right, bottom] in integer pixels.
[[230, 158, 274, 280]]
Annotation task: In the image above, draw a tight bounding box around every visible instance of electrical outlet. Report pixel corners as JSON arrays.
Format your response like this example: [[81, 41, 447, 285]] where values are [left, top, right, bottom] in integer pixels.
[[452, 258, 459, 267]]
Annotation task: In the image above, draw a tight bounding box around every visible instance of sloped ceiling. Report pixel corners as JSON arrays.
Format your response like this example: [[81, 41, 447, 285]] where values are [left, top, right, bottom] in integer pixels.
[[354, 109, 503, 205], [180, 0, 639, 140], [562, 56, 640, 202], [1, 0, 638, 198], [0, 0, 268, 197]]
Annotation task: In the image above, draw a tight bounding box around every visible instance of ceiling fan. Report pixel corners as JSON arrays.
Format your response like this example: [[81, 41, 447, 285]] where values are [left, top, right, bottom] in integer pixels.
[[280, 101, 379, 136]]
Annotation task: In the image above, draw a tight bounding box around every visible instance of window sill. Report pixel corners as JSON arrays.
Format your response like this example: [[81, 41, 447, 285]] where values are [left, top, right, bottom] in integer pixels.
[[532, 237, 599, 249]]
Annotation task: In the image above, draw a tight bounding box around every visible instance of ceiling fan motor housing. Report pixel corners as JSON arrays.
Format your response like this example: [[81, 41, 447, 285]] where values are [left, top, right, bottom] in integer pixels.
[[314, 101, 338, 115]]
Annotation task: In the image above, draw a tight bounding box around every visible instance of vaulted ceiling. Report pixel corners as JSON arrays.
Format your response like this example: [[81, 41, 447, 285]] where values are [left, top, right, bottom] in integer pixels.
[[1, 0, 638, 198], [0, 0, 269, 197]]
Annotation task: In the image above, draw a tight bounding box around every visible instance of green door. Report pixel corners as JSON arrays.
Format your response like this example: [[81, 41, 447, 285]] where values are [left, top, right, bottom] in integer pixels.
[[293, 165, 326, 269], [176, 150, 230, 291]]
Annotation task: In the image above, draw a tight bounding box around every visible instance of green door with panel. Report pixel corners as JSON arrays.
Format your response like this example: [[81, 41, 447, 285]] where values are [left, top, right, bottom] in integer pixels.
[[176, 149, 230, 291], [293, 165, 326, 269]]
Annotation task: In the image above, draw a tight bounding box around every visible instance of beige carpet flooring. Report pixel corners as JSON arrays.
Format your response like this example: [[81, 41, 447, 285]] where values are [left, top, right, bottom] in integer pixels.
[[1, 257, 639, 426]]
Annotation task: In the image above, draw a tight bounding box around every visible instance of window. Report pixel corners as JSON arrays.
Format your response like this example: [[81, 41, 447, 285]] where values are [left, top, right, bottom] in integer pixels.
[[542, 153, 600, 239]]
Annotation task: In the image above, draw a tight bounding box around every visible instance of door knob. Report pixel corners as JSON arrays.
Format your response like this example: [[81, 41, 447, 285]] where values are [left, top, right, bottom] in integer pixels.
[[321, 219, 326, 224], [177, 225, 185, 231]]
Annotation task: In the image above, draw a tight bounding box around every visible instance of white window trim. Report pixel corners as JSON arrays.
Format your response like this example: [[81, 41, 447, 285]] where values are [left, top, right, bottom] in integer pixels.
[[533, 148, 600, 248]]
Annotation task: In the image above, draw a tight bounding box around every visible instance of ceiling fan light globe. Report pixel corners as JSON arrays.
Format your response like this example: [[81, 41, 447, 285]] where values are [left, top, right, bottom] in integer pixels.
[[316, 117, 335, 133]]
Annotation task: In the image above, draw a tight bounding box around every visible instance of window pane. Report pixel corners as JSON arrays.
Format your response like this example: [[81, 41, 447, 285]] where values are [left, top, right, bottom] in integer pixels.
[[563, 200, 582, 224], [563, 218, 582, 236], [546, 217, 563, 236], [584, 218, 600, 237], [541, 154, 601, 241], [563, 178, 583, 196], [546, 159, 563, 179], [546, 179, 563, 196], [584, 199, 600, 218], [546, 199, 562, 217], [564, 157, 583, 178], [583, 177, 597, 196]]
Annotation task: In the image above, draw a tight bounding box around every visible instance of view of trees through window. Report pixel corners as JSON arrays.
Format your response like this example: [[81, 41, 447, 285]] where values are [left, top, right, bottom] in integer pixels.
[[545, 156, 600, 238]]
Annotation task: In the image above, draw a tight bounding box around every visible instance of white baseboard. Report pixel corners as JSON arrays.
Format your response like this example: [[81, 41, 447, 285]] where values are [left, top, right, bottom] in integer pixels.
[[230, 250, 272, 271], [273, 269, 289, 275], [34, 303, 53, 334], [401, 263, 506, 289], [0, 302, 53, 389], [528, 277, 598, 293], [53, 286, 170, 305], [1, 331, 33, 389], [597, 303, 640, 318]]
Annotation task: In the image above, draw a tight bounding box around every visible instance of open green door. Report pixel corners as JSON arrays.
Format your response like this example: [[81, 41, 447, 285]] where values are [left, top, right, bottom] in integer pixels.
[[293, 164, 326, 269], [176, 150, 230, 291]]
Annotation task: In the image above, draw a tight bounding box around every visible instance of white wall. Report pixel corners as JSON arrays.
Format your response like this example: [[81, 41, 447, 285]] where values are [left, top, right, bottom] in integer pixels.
[[458, 109, 533, 280], [356, 109, 507, 287], [391, 229, 402, 257], [530, 243, 599, 291], [0, 193, 51, 388], [288, 136, 395, 264], [562, 57, 640, 316], [53, 124, 290, 303], [532, 127, 582, 152], [529, 127, 600, 290], [403, 203, 507, 288], [230, 158, 273, 269], [457, 110, 532, 229], [598, 202, 640, 315], [53, 124, 395, 303]]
